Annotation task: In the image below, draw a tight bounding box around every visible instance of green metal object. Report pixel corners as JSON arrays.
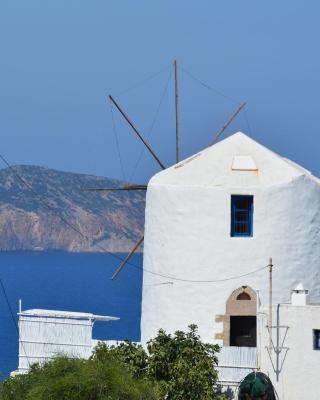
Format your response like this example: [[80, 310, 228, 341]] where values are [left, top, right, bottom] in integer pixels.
[[238, 372, 277, 400]]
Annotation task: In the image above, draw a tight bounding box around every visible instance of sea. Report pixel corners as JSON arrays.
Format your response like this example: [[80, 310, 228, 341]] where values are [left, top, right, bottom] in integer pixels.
[[0, 251, 143, 380]]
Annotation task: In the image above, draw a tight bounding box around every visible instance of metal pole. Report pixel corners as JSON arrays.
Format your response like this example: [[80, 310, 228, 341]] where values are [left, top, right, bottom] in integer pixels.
[[174, 60, 180, 163], [276, 303, 280, 381], [256, 289, 260, 371], [269, 257, 273, 349], [109, 95, 166, 170]]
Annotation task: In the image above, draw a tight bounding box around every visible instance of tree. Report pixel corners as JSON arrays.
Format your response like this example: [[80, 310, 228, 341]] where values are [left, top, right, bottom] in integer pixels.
[[147, 324, 223, 400], [92, 340, 148, 379], [92, 324, 225, 400]]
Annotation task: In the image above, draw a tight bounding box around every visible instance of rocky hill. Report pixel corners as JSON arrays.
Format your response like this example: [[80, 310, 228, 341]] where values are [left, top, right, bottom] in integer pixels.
[[0, 165, 145, 252]]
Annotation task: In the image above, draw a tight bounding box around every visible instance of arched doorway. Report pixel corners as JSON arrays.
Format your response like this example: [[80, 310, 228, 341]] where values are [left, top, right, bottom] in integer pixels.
[[216, 286, 257, 347]]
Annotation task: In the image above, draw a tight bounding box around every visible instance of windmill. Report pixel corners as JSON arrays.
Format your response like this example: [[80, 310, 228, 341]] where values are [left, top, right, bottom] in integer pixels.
[[82, 61, 246, 279]]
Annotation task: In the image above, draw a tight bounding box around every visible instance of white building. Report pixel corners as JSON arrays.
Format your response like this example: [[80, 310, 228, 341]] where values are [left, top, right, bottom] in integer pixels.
[[258, 287, 320, 400], [140, 132, 320, 399], [13, 308, 119, 374]]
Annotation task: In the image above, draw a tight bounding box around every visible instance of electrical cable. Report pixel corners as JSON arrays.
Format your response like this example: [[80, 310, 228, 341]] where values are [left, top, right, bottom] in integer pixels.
[[144, 264, 269, 284], [0, 278, 31, 369], [0, 155, 181, 280], [0, 152, 271, 283]]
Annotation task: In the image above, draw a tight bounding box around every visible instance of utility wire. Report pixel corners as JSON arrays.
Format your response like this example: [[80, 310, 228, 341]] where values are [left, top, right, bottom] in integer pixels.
[[0, 153, 175, 280], [0, 277, 31, 369], [0, 154, 269, 283], [144, 264, 269, 284]]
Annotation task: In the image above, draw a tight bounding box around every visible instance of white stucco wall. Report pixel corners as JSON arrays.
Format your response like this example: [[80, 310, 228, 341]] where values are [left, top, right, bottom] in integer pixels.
[[18, 316, 93, 371], [15, 309, 118, 374], [140, 132, 320, 344], [259, 303, 320, 400]]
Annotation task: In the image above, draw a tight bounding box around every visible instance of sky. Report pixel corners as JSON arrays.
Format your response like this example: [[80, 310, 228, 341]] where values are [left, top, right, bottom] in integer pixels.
[[1, 1, 320, 183]]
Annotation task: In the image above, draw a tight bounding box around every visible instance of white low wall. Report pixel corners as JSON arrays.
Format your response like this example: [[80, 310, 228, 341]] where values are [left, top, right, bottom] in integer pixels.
[[217, 346, 257, 384]]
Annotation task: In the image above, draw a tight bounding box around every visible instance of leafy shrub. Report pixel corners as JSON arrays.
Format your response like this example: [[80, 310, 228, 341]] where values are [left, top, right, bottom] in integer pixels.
[[93, 324, 224, 400], [1, 325, 224, 400], [0, 355, 158, 400]]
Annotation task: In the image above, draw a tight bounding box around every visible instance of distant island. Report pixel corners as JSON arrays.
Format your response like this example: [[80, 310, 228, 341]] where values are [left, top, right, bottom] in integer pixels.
[[0, 165, 145, 252]]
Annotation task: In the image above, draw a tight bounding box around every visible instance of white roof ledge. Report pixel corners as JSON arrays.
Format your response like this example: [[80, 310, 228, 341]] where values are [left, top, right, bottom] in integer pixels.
[[18, 308, 119, 321]]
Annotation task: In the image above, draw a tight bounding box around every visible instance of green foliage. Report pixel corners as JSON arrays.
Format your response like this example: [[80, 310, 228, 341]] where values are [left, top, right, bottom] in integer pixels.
[[92, 341, 148, 379], [147, 324, 222, 400], [92, 325, 224, 400], [0, 355, 158, 400], [0, 325, 225, 400]]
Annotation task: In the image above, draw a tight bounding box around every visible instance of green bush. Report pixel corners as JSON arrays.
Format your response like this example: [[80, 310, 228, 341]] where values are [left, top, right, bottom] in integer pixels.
[[0, 325, 225, 400], [0, 355, 158, 400], [92, 341, 148, 379]]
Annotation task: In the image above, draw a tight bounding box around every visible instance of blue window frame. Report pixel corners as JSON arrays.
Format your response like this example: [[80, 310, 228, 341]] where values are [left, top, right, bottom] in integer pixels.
[[231, 195, 253, 237], [313, 330, 320, 350]]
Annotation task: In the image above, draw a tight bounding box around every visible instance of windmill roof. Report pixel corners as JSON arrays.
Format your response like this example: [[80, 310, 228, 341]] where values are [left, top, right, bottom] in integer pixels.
[[150, 132, 320, 188]]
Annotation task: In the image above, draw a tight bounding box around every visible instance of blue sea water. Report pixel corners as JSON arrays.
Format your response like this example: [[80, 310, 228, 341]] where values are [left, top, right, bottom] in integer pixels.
[[0, 251, 143, 380]]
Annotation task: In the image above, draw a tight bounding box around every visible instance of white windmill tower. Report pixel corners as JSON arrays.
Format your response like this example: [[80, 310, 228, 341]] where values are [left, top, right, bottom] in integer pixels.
[[140, 131, 320, 344]]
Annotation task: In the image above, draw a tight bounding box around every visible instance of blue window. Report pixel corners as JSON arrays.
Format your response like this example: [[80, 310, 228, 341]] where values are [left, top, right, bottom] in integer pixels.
[[231, 195, 253, 237], [313, 330, 320, 350]]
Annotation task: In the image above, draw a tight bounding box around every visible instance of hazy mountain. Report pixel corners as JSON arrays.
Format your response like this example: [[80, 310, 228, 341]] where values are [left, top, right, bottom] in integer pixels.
[[0, 165, 145, 252]]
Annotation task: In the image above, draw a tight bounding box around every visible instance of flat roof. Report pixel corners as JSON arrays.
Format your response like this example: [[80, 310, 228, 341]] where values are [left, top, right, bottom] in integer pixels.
[[19, 309, 119, 321]]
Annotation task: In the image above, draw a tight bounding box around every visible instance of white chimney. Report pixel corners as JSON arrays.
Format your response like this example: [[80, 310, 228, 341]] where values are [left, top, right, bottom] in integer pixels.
[[291, 283, 309, 306]]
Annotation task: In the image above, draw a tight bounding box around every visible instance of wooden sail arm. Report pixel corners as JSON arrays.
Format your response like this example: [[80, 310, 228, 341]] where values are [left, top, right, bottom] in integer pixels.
[[112, 235, 144, 280], [109, 95, 166, 170], [81, 184, 147, 192], [209, 102, 246, 147]]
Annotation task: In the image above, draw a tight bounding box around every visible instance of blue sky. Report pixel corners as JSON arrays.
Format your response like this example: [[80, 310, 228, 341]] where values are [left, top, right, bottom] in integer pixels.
[[1, 1, 320, 183]]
